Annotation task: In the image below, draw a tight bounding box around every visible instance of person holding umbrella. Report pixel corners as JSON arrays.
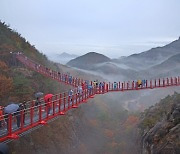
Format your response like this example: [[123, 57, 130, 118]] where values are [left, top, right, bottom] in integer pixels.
[[44, 94, 53, 116], [34, 92, 44, 106], [20, 101, 26, 124], [15, 105, 21, 128], [4, 103, 19, 129]]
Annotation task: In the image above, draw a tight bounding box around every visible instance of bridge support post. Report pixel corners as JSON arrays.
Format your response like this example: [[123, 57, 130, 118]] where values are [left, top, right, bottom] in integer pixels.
[[30, 106, 34, 126], [106, 84, 109, 93], [63, 93, 66, 112], [68, 96, 70, 109], [39, 100, 47, 123], [39, 104, 43, 123], [20, 110, 24, 130], [7, 114, 19, 140]]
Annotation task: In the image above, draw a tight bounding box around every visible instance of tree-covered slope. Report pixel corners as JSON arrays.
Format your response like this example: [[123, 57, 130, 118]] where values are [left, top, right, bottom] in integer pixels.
[[0, 21, 69, 105]]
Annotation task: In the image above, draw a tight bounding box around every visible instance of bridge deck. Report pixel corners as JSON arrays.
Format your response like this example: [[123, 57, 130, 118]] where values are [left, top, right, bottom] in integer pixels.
[[0, 53, 179, 143]]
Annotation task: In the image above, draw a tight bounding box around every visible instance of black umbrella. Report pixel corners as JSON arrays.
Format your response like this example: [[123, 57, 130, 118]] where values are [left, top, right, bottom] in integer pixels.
[[0, 143, 9, 154], [35, 92, 44, 98]]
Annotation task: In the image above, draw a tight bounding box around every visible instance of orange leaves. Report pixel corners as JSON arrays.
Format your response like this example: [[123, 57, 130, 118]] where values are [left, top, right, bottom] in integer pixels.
[[123, 115, 139, 128], [0, 75, 13, 99], [0, 60, 8, 72], [0, 43, 16, 52], [104, 129, 114, 138], [0, 60, 13, 99]]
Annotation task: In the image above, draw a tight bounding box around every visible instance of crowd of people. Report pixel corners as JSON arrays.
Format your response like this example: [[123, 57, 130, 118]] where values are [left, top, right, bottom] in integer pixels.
[[0, 92, 54, 130], [1, 54, 149, 132], [0, 101, 27, 130], [0, 78, 147, 130]]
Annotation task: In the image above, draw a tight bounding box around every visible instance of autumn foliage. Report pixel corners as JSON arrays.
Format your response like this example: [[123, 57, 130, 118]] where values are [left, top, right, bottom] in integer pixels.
[[104, 129, 114, 138], [0, 61, 13, 100], [124, 115, 139, 127], [0, 75, 13, 99]]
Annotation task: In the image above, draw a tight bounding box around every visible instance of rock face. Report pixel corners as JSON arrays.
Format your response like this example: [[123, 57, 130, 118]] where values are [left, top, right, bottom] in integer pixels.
[[138, 93, 180, 154]]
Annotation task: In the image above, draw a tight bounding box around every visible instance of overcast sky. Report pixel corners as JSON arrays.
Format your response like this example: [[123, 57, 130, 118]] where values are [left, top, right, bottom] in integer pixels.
[[0, 0, 180, 58]]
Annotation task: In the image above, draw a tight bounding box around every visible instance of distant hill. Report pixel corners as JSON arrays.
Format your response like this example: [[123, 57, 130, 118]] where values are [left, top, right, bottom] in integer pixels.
[[115, 37, 180, 70], [59, 52, 78, 58], [141, 53, 180, 78], [67, 52, 111, 69], [47, 52, 79, 64], [66, 38, 180, 81]]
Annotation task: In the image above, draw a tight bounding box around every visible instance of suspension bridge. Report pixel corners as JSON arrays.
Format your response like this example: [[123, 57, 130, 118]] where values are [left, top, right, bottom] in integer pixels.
[[0, 53, 179, 143]]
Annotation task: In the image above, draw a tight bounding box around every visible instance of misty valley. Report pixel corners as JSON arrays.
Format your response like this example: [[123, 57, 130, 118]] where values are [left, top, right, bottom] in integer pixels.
[[0, 5, 180, 153]]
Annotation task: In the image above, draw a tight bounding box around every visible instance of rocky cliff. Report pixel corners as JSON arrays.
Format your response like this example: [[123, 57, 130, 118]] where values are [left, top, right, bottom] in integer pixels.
[[138, 93, 180, 154]]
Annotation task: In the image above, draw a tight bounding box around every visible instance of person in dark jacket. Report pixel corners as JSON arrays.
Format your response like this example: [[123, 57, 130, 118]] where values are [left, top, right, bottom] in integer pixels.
[[22, 101, 27, 124], [35, 97, 41, 106], [16, 104, 22, 128]]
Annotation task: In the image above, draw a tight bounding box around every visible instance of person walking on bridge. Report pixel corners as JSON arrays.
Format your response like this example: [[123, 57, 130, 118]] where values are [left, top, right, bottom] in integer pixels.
[[0, 106, 5, 129], [22, 101, 27, 124], [46, 98, 52, 115]]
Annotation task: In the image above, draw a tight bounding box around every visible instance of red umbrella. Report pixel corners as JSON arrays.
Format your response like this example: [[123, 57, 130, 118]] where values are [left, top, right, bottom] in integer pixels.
[[44, 94, 53, 102]]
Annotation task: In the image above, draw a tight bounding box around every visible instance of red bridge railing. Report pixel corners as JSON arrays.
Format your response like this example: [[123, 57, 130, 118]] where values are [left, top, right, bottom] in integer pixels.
[[0, 53, 179, 143]]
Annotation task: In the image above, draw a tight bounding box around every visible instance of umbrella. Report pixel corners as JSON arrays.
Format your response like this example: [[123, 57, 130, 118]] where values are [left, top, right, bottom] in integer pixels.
[[44, 94, 53, 102], [35, 92, 44, 98], [4, 103, 19, 114], [0, 143, 9, 154]]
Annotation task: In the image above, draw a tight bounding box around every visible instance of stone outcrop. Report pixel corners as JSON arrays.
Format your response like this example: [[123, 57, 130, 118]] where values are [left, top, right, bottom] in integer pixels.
[[139, 93, 180, 154]]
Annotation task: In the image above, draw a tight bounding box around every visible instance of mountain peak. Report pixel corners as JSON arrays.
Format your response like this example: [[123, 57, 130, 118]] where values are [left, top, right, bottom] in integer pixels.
[[59, 52, 78, 58], [60, 52, 70, 56], [67, 52, 111, 69]]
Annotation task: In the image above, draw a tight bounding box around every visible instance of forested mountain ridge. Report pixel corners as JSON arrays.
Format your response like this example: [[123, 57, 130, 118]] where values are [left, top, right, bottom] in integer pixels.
[[0, 21, 101, 154], [0, 21, 68, 105], [119, 37, 180, 70], [1, 21, 179, 154]]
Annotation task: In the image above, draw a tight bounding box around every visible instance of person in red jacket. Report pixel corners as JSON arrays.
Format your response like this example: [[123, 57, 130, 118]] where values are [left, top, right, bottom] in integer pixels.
[[46, 98, 52, 115]]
